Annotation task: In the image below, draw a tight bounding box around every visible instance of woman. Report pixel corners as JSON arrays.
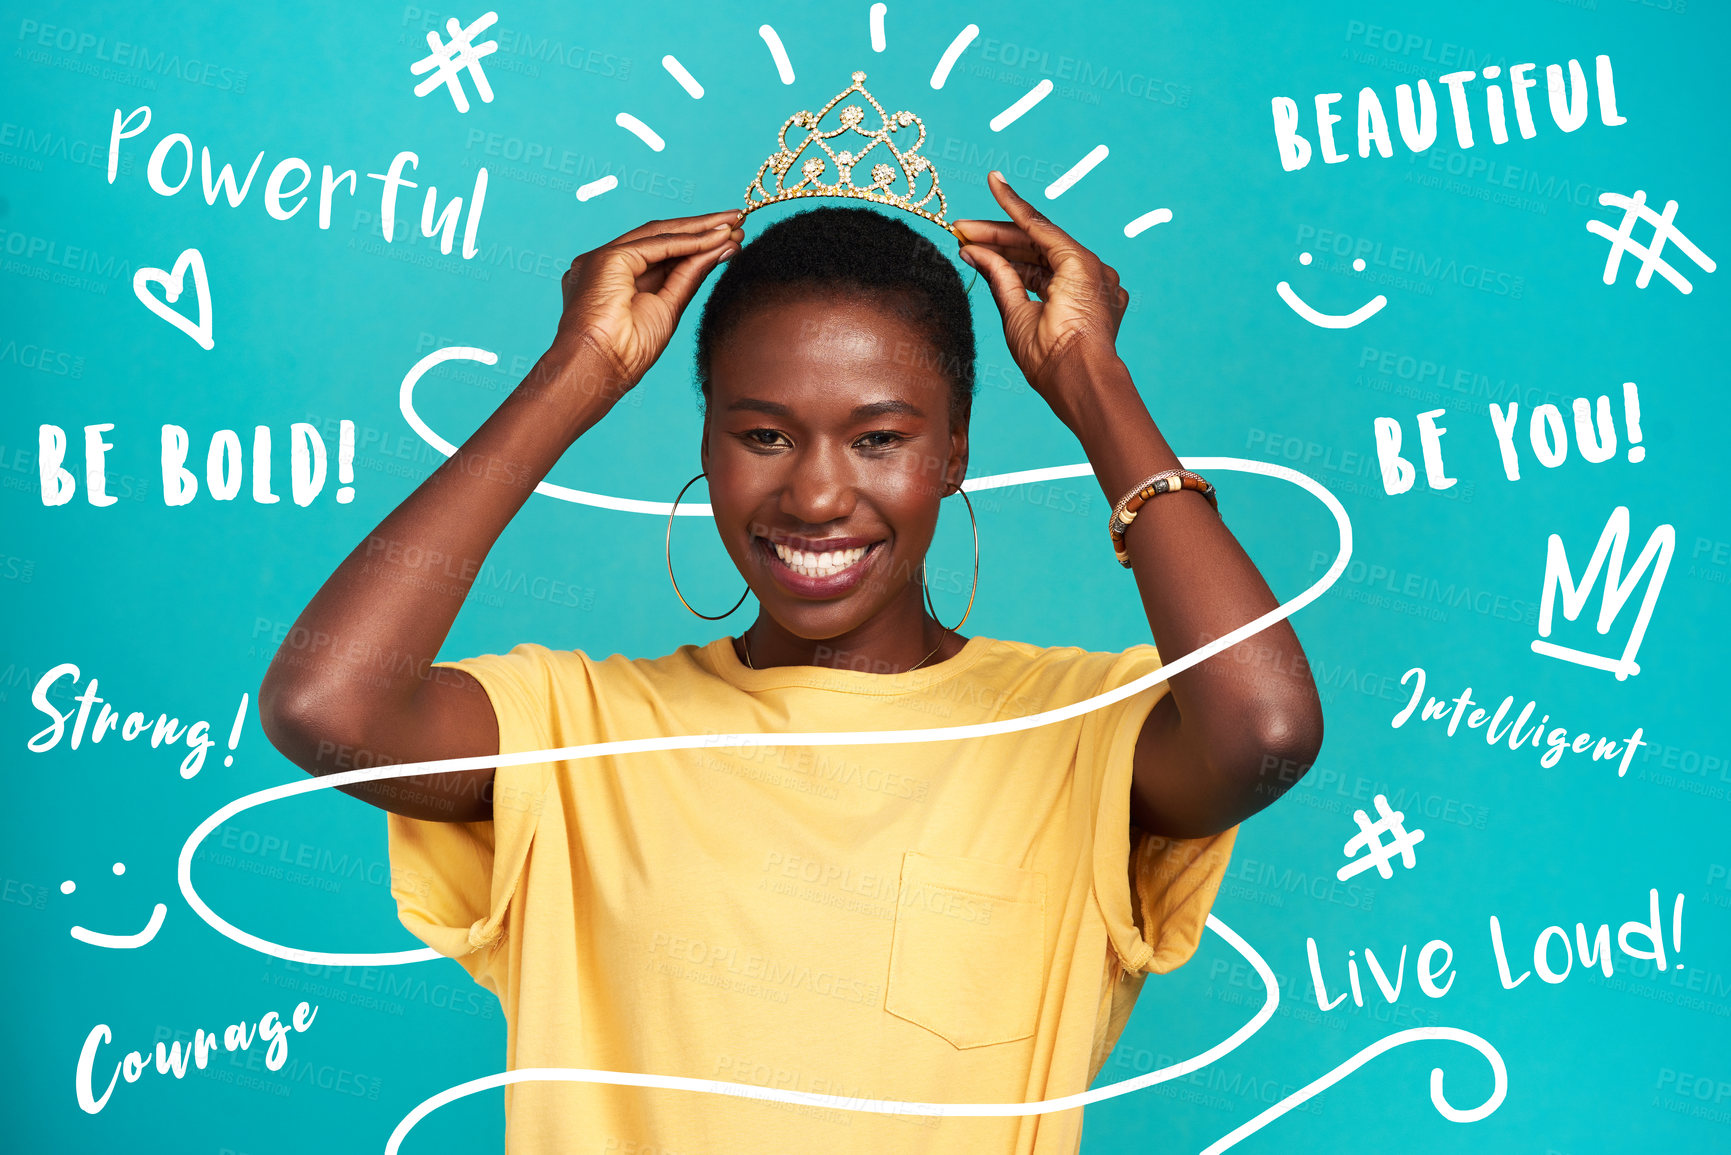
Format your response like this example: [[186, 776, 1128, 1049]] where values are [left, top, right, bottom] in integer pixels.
[[259, 171, 1322, 1153]]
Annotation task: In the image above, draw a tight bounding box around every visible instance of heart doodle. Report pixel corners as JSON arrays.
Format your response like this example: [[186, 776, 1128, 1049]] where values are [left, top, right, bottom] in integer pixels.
[[132, 247, 214, 350]]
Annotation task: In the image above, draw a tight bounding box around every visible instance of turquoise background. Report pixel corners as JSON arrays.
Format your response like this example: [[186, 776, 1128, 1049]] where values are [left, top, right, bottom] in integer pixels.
[[5, 0, 1728, 1151]]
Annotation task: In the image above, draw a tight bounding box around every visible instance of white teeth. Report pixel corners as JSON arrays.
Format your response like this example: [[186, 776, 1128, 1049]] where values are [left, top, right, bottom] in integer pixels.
[[771, 542, 868, 578]]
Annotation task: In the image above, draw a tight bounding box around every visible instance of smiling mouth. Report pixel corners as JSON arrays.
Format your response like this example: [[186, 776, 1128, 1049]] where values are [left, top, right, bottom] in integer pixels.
[[1275, 280, 1388, 329], [756, 537, 884, 594], [70, 902, 168, 950], [771, 541, 871, 578]]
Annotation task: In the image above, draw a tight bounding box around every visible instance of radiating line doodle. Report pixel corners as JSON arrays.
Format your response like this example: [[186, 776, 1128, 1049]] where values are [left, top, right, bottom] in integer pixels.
[[1124, 208, 1173, 238], [991, 80, 1052, 131], [1045, 144, 1108, 199], [661, 54, 704, 98], [615, 112, 666, 152], [576, 175, 619, 202], [759, 24, 795, 84], [930, 24, 978, 89]]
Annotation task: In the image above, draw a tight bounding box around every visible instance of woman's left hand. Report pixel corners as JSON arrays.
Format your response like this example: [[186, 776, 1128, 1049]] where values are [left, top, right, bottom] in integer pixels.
[[954, 171, 1130, 408]]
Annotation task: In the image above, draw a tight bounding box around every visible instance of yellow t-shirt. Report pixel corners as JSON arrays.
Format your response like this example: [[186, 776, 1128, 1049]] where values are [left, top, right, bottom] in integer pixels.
[[386, 634, 1237, 1154]]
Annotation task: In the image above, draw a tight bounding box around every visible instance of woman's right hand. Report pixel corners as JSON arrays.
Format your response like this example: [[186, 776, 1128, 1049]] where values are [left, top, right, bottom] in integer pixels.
[[554, 210, 743, 395]]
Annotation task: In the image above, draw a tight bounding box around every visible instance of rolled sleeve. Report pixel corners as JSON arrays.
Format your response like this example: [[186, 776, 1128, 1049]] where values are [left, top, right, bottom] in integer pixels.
[[385, 644, 564, 995], [1082, 644, 1238, 977]]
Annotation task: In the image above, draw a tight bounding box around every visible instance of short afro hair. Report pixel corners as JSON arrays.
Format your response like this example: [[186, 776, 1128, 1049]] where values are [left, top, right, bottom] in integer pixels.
[[695, 206, 976, 426]]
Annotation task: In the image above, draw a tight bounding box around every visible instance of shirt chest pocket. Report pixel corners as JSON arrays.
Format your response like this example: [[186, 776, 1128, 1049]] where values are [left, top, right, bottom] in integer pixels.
[[884, 851, 1048, 1050]]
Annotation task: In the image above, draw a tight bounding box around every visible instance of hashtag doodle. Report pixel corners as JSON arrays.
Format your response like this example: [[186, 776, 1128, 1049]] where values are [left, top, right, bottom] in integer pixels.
[[409, 12, 499, 114], [1337, 793, 1426, 881], [1587, 190, 1716, 294]]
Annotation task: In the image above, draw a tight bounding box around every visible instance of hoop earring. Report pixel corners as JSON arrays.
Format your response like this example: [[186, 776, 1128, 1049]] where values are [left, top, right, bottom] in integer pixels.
[[922, 483, 979, 633], [666, 472, 750, 620]]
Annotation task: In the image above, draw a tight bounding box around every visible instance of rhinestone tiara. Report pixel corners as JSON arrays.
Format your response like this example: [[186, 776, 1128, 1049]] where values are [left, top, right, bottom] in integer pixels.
[[742, 70, 960, 240]]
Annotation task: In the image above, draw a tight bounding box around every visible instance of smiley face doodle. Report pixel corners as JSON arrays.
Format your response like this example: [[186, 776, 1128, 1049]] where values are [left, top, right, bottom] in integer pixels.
[[61, 862, 167, 950], [1277, 251, 1388, 329]]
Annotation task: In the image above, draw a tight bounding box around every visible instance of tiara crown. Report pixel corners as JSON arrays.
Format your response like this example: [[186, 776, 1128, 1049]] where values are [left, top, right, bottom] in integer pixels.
[[742, 71, 958, 239]]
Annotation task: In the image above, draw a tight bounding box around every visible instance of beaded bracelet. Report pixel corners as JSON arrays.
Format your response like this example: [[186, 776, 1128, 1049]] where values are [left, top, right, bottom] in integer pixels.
[[1107, 469, 1219, 567]]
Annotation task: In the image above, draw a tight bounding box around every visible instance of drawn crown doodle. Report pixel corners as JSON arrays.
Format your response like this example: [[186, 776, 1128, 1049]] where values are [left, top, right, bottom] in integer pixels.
[[741, 70, 960, 239]]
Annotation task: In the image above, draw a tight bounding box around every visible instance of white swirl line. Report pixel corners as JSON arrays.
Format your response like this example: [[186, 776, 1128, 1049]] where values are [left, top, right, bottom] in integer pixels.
[[177, 473, 1333, 962], [382, 913, 1279, 1152], [397, 346, 1296, 511], [175, 444, 1351, 965], [178, 343, 1365, 1144], [402, 346, 703, 515], [182, 344, 1352, 964], [197, 345, 1382, 1147], [1201, 1026, 1507, 1153]]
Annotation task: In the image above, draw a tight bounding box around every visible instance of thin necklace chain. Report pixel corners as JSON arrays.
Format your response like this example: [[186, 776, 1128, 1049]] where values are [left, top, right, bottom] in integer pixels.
[[741, 626, 949, 673]]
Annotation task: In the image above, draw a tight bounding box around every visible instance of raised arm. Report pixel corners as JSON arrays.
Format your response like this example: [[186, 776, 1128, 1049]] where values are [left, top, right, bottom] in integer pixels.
[[259, 212, 742, 821], [956, 173, 1324, 840]]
